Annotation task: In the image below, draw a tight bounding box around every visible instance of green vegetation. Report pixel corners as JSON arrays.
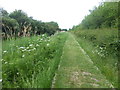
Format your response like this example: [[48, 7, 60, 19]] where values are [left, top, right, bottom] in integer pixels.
[[53, 33, 114, 88], [2, 32, 67, 88], [71, 29, 118, 87], [72, 2, 118, 30], [1, 9, 60, 40], [1, 1, 119, 88], [70, 2, 119, 87], [2, 30, 118, 88]]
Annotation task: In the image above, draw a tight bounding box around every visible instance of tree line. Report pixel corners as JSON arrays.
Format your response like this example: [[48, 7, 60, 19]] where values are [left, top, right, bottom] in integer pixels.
[[1, 9, 61, 40], [72, 2, 119, 30]]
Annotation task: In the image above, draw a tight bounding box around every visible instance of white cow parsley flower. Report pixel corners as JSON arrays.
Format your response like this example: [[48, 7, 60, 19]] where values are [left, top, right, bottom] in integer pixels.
[[47, 44, 49, 46], [0, 79, 2, 82]]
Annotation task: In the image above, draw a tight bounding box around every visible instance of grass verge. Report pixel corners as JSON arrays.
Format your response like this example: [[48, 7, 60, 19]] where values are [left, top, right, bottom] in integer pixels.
[[71, 29, 118, 87]]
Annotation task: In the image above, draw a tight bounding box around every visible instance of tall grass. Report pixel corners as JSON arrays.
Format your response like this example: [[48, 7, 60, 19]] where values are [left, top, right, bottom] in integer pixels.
[[2, 32, 67, 88], [71, 29, 119, 87]]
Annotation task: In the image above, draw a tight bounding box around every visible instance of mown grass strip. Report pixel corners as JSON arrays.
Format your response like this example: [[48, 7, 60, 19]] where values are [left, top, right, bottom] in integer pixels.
[[53, 32, 113, 88]]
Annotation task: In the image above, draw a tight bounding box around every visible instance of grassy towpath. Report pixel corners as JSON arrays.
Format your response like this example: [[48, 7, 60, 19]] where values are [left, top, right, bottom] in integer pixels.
[[52, 32, 114, 88]]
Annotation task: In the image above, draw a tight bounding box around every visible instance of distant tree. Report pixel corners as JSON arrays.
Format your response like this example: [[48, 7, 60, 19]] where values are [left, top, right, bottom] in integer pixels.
[[74, 2, 118, 30], [2, 16, 19, 39], [1, 9, 61, 39], [1, 8, 8, 16], [62, 29, 67, 31], [44, 21, 60, 35], [9, 10, 31, 37]]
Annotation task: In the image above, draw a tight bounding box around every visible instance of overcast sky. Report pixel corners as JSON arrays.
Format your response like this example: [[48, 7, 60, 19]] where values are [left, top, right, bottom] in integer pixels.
[[1, 0, 103, 29]]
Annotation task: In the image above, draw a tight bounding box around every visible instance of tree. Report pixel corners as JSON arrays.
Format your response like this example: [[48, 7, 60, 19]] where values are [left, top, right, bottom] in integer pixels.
[[9, 10, 31, 37], [44, 21, 59, 35], [2, 9, 61, 39], [2, 16, 19, 39], [74, 2, 118, 30], [1, 8, 8, 16]]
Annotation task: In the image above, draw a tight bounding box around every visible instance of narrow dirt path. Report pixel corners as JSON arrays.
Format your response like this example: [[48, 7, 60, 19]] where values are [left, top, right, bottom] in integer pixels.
[[52, 32, 114, 88]]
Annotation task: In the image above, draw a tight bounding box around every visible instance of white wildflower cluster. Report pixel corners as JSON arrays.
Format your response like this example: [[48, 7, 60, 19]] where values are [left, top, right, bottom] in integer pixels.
[[26, 47, 29, 49], [0, 79, 2, 82], [17, 44, 38, 58], [21, 54, 25, 58], [32, 48, 36, 50], [99, 47, 103, 50], [27, 50, 31, 52], [93, 45, 108, 57], [1, 59, 4, 61], [47, 43, 50, 46], [19, 47, 26, 52], [29, 44, 33, 47], [22, 49, 27, 52], [17, 72, 19, 75], [18, 44, 37, 52], [5, 61, 8, 64], [3, 51, 7, 53], [94, 49, 105, 57], [3, 50, 7, 54], [4, 35, 51, 60], [19, 47, 25, 49], [42, 34, 45, 37], [36, 44, 39, 47], [98, 46, 108, 57]]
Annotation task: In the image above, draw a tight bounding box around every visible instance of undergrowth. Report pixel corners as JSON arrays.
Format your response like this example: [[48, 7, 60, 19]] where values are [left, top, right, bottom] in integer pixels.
[[2, 32, 67, 88]]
